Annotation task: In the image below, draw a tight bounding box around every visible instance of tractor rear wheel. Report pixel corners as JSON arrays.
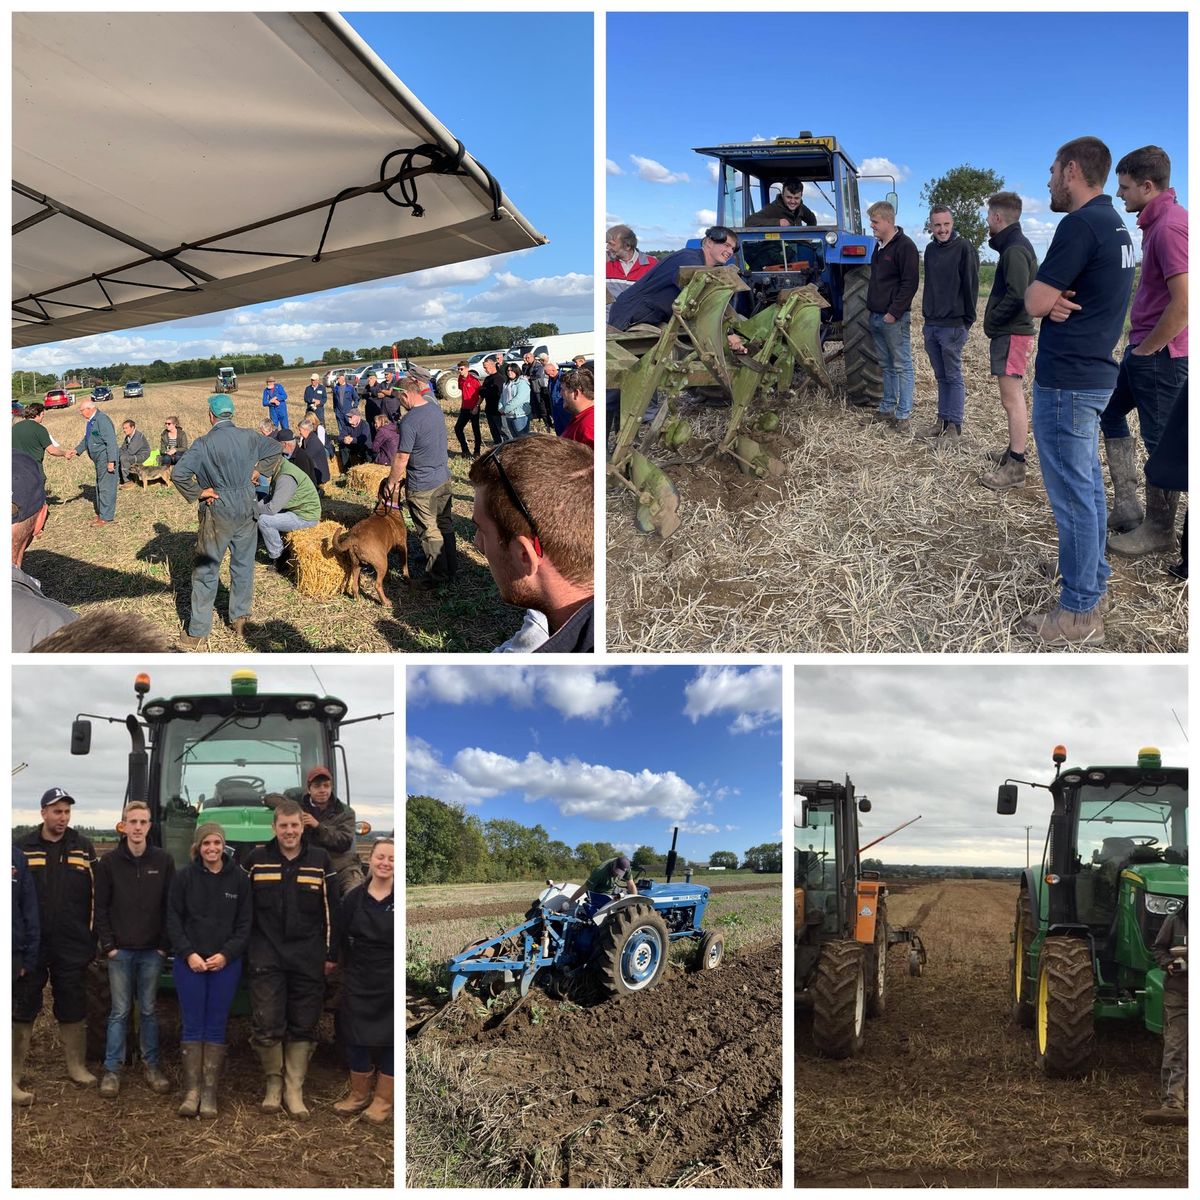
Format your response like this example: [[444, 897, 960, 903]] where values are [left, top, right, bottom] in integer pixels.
[[437, 372, 462, 403], [865, 902, 888, 1018], [811, 940, 866, 1059], [695, 930, 724, 971], [841, 266, 883, 406], [1035, 937, 1095, 1077], [592, 903, 670, 997], [1010, 888, 1036, 1028]]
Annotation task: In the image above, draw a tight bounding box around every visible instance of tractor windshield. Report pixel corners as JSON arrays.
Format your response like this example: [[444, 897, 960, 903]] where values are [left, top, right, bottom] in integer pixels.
[[156, 713, 329, 811], [1072, 783, 1187, 925], [796, 803, 839, 931]]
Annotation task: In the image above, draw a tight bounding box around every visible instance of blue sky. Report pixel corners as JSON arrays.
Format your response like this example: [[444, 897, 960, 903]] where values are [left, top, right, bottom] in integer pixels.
[[15, 11, 594, 373], [407, 665, 783, 865], [607, 12, 1187, 259]]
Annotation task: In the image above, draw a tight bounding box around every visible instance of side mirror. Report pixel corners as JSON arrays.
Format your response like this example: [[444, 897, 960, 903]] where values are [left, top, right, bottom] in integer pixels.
[[885, 190, 899, 216], [70, 719, 92, 755], [997, 784, 1018, 815], [858, 797, 871, 813], [356, 821, 372, 836], [799, 799, 809, 828]]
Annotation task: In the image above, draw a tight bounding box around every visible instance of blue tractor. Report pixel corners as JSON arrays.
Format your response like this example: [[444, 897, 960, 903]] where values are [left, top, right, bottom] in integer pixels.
[[692, 133, 896, 406], [447, 829, 724, 1004]]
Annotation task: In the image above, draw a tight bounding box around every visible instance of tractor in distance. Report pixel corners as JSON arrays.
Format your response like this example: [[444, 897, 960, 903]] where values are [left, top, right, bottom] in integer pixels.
[[795, 776, 925, 1058], [998, 745, 1188, 1077], [69, 668, 390, 867], [215, 365, 238, 393]]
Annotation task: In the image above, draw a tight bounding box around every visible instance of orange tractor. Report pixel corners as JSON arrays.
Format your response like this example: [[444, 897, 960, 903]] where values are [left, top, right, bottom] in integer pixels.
[[795, 776, 926, 1057]]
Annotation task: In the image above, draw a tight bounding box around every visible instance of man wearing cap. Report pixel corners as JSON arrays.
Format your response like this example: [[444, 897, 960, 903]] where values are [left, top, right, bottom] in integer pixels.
[[74, 396, 120, 526], [333, 375, 359, 438], [299, 767, 363, 898], [262, 376, 289, 430], [12, 452, 79, 651], [255, 444, 322, 565], [339, 409, 374, 470], [571, 855, 638, 907], [172, 395, 282, 649], [15, 789, 100, 1090], [243, 799, 341, 1120], [302, 374, 327, 427], [273, 428, 320, 490]]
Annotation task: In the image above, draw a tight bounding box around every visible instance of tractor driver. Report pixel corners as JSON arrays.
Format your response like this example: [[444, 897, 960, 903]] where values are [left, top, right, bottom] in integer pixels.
[[746, 177, 818, 228], [570, 855, 638, 908]]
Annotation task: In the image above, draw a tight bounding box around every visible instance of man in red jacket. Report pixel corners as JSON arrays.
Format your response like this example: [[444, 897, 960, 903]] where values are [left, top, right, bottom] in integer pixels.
[[605, 224, 657, 299], [561, 368, 595, 449], [453, 361, 483, 458]]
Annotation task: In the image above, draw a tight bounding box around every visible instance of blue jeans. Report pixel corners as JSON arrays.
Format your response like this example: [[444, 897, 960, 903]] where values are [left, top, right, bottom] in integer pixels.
[[923, 324, 969, 425], [257, 511, 317, 559], [1032, 383, 1113, 612], [870, 312, 914, 419], [104, 949, 164, 1071], [500, 413, 531, 442], [1099, 345, 1188, 457], [173, 956, 243, 1044]]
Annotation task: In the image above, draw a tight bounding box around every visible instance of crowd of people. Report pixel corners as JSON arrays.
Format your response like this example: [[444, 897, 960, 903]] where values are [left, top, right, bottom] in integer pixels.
[[607, 139, 1187, 646], [12, 349, 597, 653], [12, 776, 394, 1123]]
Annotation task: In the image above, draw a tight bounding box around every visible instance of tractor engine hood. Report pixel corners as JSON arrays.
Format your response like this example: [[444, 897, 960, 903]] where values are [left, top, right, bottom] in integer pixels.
[[1122, 862, 1189, 897], [639, 881, 710, 902]]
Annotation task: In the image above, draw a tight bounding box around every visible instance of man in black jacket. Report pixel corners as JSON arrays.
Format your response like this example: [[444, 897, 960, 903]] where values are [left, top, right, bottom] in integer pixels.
[[478, 357, 505, 446], [745, 177, 818, 227], [299, 766, 362, 898], [15, 788, 99, 1088], [94, 800, 175, 1098], [1143, 905, 1187, 1124], [979, 192, 1039, 490], [243, 800, 341, 1120], [917, 206, 979, 442], [865, 201, 920, 426]]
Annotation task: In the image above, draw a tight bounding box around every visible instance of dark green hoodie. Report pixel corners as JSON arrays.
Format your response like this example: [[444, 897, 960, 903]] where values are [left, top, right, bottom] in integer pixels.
[[983, 221, 1038, 338]]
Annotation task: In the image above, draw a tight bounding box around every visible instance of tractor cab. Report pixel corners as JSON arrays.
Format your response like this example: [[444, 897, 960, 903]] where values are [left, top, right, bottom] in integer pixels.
[[795, 775, 870, 943], [72, 669, 356, 867], [694, 135, 896, 317]]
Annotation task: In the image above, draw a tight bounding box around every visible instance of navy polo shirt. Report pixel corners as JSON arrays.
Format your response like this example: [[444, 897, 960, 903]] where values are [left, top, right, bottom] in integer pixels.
[[609, 248, 705, 330], [1033, 195, 1136, 390]]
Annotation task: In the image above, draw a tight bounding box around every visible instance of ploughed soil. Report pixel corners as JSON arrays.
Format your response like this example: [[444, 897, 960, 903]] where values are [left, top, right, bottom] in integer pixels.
[[407, 881, 779, 927], [408, 941, 782, 1187], [796, 880, 1187, 1187], [13, 1004, 393, 1188]]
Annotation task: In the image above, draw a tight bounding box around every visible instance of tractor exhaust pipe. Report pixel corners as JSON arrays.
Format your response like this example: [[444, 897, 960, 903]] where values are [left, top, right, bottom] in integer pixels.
[[666, 826, 679, 883]]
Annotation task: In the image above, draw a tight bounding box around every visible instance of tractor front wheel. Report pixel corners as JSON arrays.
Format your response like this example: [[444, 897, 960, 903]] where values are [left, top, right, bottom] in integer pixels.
[[1010, 888, 1036, 1028], [592, 903, 670, 997], [695, 930, 725, 971], [840, 266, 883, 407], [811, 940, 866, 1059], [865, 901, 888, 1018], [1035, 937, 1095, 1077]]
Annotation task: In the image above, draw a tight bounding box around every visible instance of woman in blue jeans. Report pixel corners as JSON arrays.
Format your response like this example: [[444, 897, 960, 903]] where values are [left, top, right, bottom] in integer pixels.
[[166, 823, 252, 1119], [333, 839, 394, 1122], [499, 363, 531, 441]]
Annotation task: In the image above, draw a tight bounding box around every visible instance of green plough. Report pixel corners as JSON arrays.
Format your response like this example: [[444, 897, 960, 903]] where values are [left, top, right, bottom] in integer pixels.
[[607, 265, 831, 537]]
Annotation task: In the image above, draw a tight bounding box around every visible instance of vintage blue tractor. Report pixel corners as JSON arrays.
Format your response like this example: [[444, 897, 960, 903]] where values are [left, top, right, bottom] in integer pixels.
[[448, 830, 723, 1004]]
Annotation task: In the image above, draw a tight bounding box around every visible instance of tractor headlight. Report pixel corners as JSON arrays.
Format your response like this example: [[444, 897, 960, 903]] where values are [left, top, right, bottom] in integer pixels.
[[143, 703, 167, 719], [824, 232, 837, 246], [1144, 894, 1184, 916]]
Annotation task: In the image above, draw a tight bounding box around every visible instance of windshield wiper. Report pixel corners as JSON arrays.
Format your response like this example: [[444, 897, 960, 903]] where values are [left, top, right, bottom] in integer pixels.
[[175, 714, 262, 763]]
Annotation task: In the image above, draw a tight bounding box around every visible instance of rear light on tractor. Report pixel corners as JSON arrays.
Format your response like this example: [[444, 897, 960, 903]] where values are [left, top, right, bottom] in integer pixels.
[[1045, 874, 1061, 885], [842, 245, 867, 257]]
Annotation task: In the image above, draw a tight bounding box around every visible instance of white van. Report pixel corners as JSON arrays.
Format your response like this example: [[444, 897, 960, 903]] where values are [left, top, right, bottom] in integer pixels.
[[506, 332, 595, 365]]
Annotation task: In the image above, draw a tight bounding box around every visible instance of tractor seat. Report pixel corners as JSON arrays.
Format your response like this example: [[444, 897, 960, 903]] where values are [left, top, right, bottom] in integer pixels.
[[1099, 837, 1136, 862], [213, 780, 263, 806]]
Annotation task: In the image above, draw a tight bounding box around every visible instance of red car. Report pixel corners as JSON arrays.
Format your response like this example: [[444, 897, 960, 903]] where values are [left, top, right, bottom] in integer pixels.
[[43, 388, 73, 409]]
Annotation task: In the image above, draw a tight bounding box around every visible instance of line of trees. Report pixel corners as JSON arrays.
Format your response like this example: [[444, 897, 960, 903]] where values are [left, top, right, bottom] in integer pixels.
[[407, 795, 782, 885]]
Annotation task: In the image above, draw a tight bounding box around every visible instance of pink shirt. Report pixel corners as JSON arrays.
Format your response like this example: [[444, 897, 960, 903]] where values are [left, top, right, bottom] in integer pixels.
[[1131, 188, 1188, 356]]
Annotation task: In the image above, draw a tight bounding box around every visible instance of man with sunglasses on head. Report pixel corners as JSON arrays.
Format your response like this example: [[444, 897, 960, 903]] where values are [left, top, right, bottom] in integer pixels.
[[608, 226, 746, 333], [385, 377, 455, 591], [468, 437, 593, 652]]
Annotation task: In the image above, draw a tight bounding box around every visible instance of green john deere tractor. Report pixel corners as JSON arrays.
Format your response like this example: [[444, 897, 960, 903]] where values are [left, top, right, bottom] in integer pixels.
[[998, 745, 1187, 1077]]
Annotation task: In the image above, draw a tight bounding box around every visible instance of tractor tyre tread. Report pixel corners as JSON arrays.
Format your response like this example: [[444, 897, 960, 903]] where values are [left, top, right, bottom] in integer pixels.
[[592, 902, 670, 998], [866, 901, 888, 1019], [811, 940, 866, 1059], [1036, 937, 1095, 1078], [841, 266, 883, 406], [1011, 888, 1036, 1028]]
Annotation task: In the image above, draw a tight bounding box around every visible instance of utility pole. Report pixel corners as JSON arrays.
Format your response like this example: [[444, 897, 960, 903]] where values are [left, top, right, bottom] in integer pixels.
[[1024, 825, 1033, 869]]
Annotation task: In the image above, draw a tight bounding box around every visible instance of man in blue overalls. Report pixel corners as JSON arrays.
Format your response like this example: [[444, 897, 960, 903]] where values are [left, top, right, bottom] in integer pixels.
[[171, 394, 282, 649]]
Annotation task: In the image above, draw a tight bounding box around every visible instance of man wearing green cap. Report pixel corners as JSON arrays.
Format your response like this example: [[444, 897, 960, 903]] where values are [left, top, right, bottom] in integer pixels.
[[171, 395, 282, 649]]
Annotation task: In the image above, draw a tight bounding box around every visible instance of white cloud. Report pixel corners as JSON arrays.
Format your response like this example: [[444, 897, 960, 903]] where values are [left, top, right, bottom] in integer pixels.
[[408, 666, 622, 721], [696, 209, 717, 226], [708, 162, 720, 183], [674, 822, 720, 836], [630, 154, 690, 185], [751, 134, 768, 143], [1018, 194, 1047, 215], [407, 736, 494, 806], [450, 748, 700, 821], [859, 156, 910, 183], [407, 259, 495, 288], [605, 158, 623, 176], [683, 666, 781, 734]]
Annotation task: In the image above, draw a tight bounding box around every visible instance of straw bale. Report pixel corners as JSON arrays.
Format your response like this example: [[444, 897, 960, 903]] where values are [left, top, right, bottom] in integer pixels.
[[345, 463, 390, 495], [285, 520, 351, 599]]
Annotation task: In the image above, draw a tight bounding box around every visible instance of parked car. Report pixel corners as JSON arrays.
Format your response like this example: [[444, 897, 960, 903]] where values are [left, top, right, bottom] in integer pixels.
[[323, 366, 356, 389], [43, 388, 73, 409], [123, 380, 144, 398], [90, 385, 113, 403]]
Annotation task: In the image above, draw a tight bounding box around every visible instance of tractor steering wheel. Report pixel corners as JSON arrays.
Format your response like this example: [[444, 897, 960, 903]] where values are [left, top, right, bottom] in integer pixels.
[[1132, 835, 1160, 847]]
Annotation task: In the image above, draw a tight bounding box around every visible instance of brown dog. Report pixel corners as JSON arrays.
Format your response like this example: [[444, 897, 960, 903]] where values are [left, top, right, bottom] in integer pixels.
[[129, 462, 173, 489], [331, 487, 409, 605]]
